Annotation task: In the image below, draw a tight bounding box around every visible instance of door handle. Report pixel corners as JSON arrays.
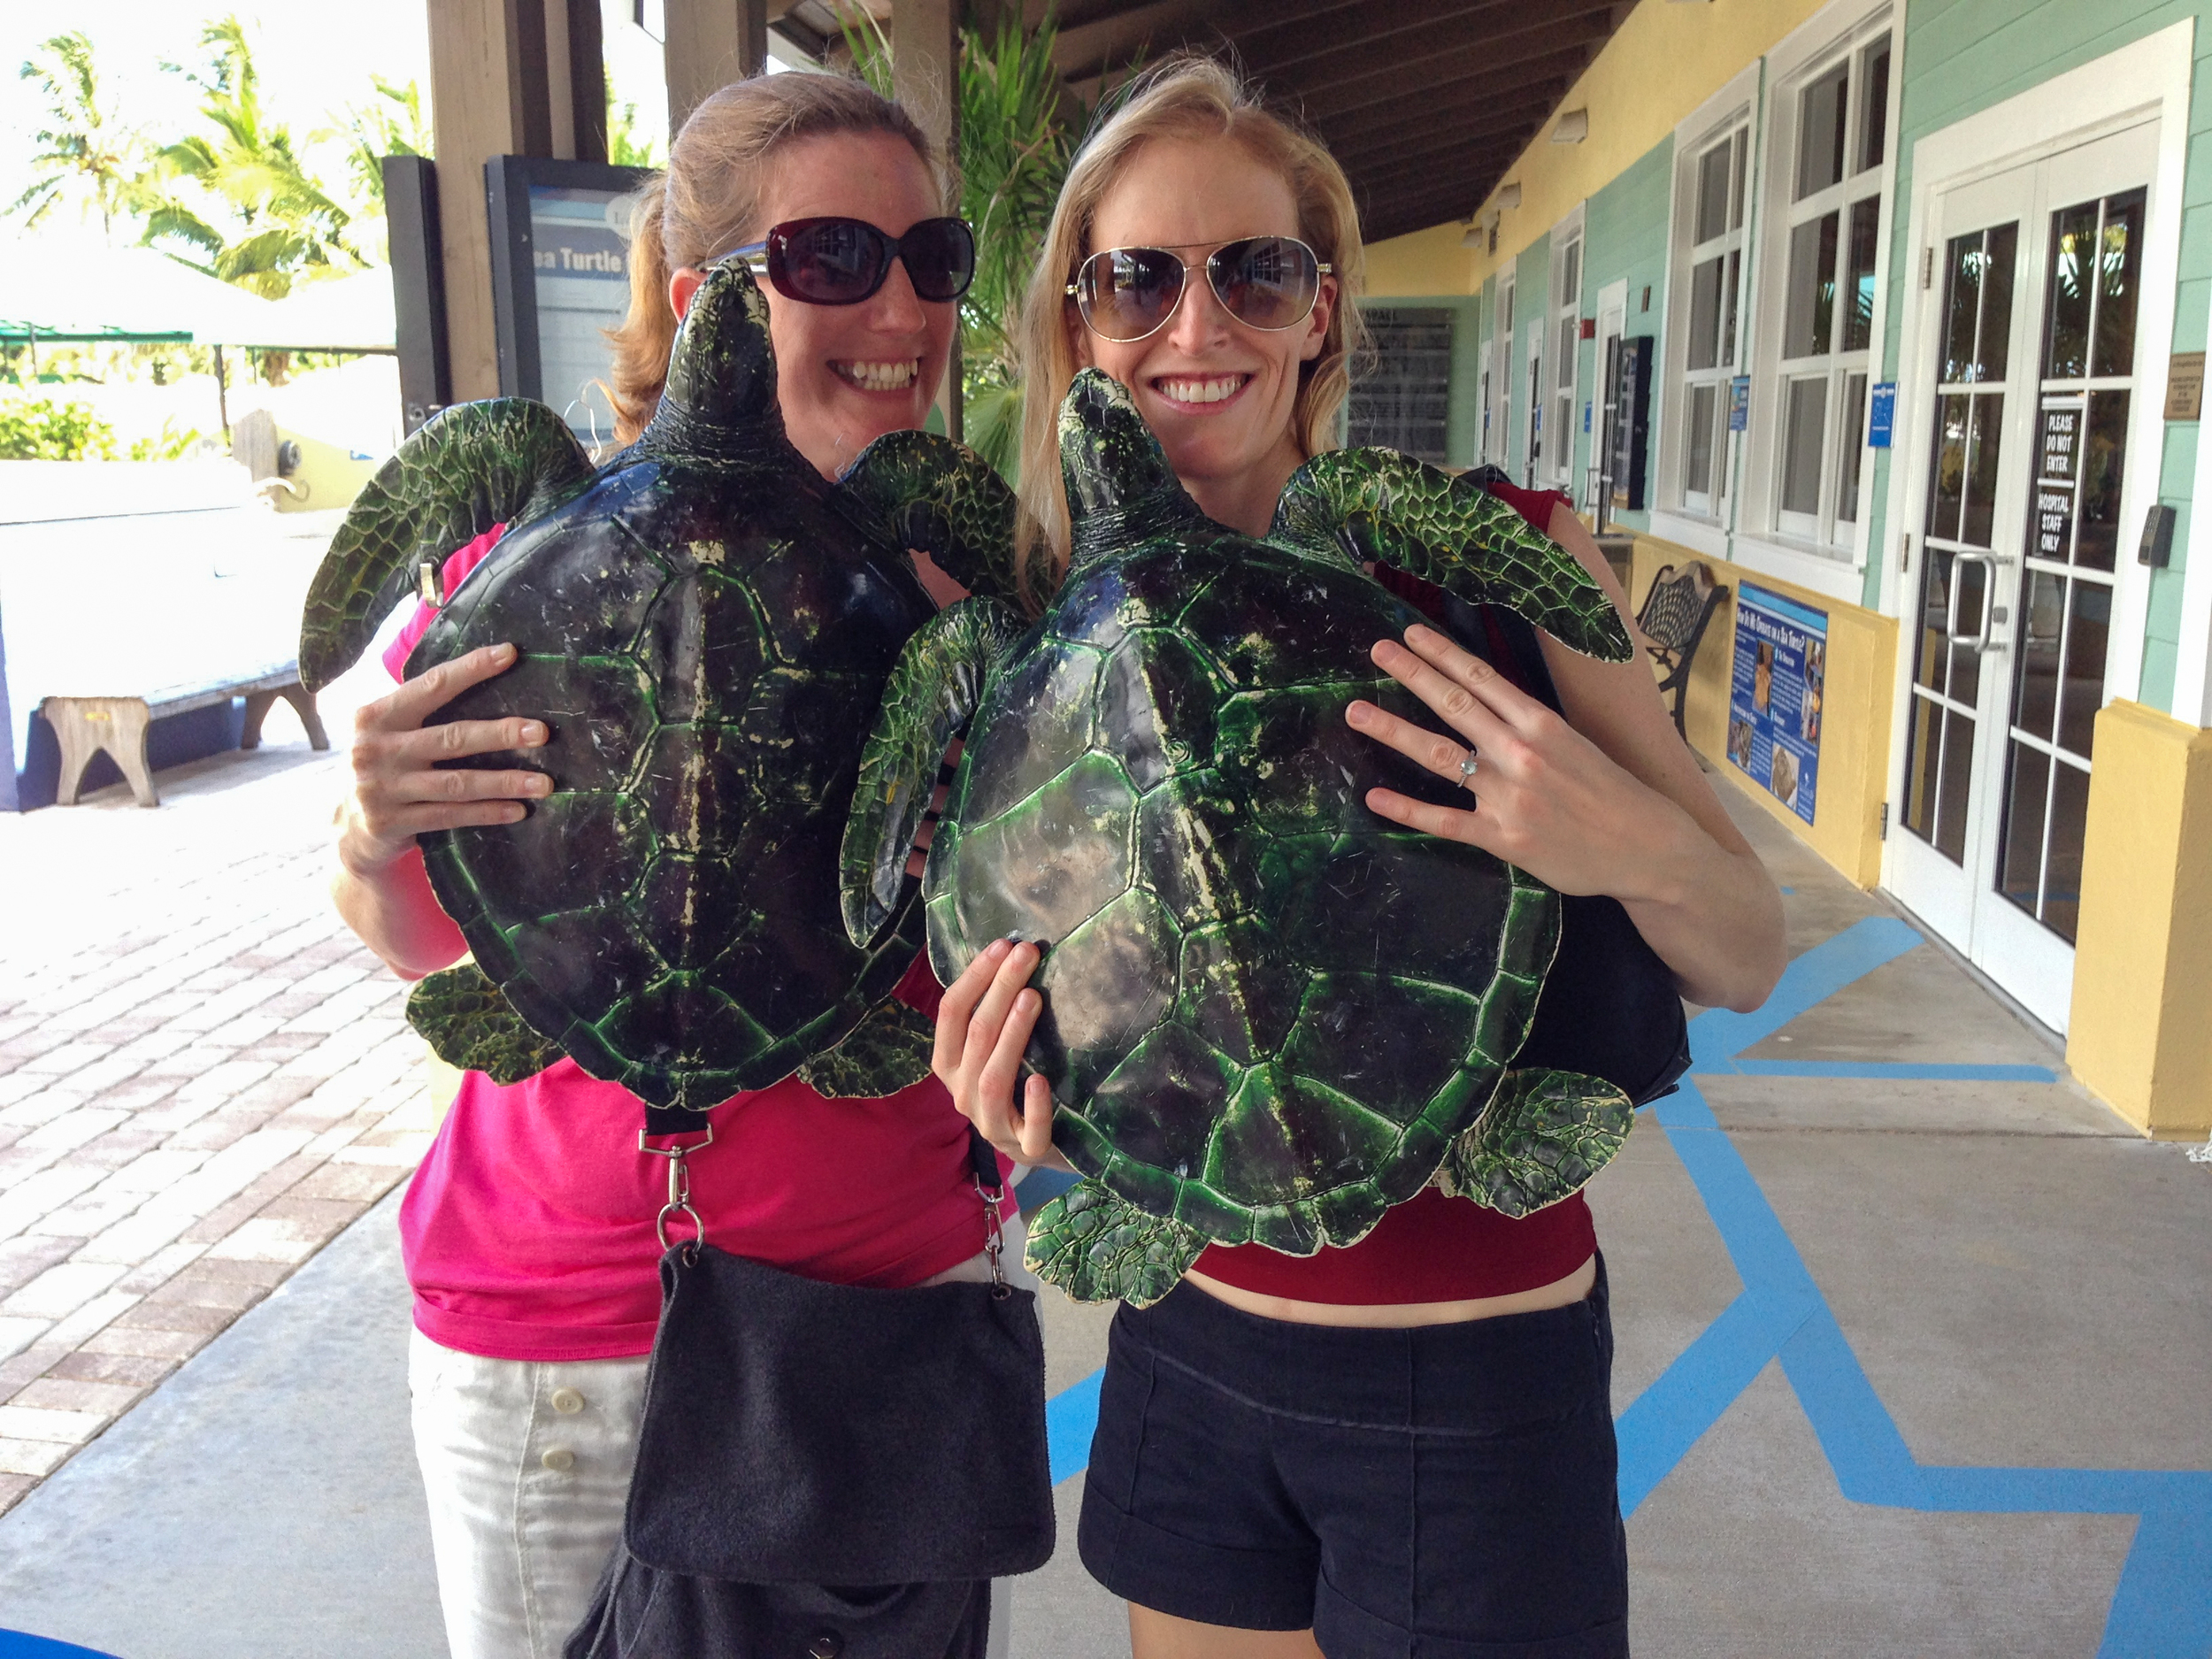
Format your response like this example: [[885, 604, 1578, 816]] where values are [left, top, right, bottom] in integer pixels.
[[1945, 550, 2011, 654]]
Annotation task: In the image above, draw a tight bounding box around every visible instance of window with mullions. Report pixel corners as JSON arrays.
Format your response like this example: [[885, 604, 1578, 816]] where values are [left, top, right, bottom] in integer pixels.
[[1677, 125, 1750, 517], [1771, 29, 1892, 550], [1549, 232, 1582, 493]]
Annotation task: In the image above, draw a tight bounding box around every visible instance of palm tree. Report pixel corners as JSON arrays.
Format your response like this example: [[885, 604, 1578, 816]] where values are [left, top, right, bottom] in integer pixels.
[[135, 17, 366, 299], [327, 75, 434, 214], [8, 32, 144, 239], [607, 71, 663, 168]]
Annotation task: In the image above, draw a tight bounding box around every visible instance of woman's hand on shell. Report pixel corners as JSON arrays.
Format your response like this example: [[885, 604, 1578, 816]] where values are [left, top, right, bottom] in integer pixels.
[[339, 642, 553, 877], [1346, 623, 1685, 902], [935, 938, 1072, 1171]]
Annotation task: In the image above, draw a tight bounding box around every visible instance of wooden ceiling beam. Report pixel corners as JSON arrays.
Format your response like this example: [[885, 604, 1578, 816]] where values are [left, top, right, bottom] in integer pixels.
[[1231, 0, 1529, 79], [1318, 72, 1568, 145], [1358, 165, 1525, 238], [1327, 86, 1568, 166], [1276, 0, 1614, 106], [1291, 30, 1609, 124]]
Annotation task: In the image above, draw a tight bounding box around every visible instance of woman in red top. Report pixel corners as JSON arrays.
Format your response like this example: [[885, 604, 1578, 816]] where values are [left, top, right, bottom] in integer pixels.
[[937, 58, 1786, 1659], [334, 74, 1014, 1659]]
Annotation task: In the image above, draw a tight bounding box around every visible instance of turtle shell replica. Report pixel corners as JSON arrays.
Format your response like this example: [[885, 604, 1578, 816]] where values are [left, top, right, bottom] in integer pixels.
[[843, 371, 1640, 1303], [300, 258, 1025, 1110]]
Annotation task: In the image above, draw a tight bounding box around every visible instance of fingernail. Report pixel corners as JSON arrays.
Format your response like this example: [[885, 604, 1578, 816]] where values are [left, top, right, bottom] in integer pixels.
[[529, 774, 553, 795], [495, 642, 517, 662], [520, 721, 547, 744], [1345, 702, 1370, 725], [985, 937, 1012, 956]]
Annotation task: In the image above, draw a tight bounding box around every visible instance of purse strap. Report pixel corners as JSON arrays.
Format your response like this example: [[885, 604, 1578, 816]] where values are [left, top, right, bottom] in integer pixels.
[[640, 1105, 1011, 1295]]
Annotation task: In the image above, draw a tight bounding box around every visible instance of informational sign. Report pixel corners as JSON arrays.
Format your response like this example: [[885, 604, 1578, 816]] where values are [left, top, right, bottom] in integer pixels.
[[2034, 396, 2084, 561], [1868, 381, 1896, 448], [530, 186, 633, 444], [2166, 351, 2204, 420], [1726, 582, 1826, 826], [1728, 374, 1751, 432]]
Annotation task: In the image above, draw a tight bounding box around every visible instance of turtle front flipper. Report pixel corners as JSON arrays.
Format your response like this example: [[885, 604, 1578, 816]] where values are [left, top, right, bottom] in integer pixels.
[[1025, 1179, 1207, 1308], [1271, 449, 1633, 663], [794, 995, 935, 1098], [1434, 1066, 1635, 1217], [299, 401, 595, 690], [408, 961, 567, 1085], [833, 431, 1035, 604], [841, 595, 1028, 947]]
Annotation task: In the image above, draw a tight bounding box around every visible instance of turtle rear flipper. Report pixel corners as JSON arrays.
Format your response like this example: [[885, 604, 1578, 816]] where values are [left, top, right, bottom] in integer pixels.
[[409, 961, 566, 1085], [833, 431, 1036, 604], [1434, 1066, 1635, 1217], [795, 995, 936, 1098], [1025, 1179, 1206, 1307], [1271, 449, 1633, 663], [841, 595, 1028, 948], [299, 401, 595, 690]]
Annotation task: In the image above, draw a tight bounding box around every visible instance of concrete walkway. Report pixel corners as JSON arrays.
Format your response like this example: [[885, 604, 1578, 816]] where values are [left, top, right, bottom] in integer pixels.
[[1, 723, 2207, 1655]]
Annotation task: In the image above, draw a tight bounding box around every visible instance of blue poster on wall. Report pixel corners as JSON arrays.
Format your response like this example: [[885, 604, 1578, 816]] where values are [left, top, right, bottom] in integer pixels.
[[1726, 583, 1826, 826]]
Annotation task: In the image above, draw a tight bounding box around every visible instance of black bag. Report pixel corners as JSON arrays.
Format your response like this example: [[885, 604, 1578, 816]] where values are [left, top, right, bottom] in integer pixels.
[[566, 1126, 1055, 1659]]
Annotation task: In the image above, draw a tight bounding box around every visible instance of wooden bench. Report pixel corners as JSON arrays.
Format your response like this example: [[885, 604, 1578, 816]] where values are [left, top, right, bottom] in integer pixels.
[[41, 663, 328, 808], [1636, 562, 1730, 738]]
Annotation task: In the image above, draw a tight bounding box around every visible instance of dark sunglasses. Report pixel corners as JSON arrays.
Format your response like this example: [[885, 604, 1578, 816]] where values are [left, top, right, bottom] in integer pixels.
[[1067, 235, 1333, 343], [723, 216, 976, 306]]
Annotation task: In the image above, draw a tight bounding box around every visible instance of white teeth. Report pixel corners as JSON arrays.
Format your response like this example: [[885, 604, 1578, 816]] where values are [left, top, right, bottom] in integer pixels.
[[1156, 374, 1248, 405], [835, 358, 920, 391]]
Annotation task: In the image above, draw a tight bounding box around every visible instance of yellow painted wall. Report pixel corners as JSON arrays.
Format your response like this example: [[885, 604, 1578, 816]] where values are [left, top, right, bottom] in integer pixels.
[[1627, 536, 1896, 887], [1362, 0, 1834, 290], [2066, 702, 2212, 1140]]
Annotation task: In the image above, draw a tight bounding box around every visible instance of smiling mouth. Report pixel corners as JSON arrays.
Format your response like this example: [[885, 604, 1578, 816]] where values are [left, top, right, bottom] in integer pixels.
[[832, 358, 921, 392], [1153, 373, 1251, 409]]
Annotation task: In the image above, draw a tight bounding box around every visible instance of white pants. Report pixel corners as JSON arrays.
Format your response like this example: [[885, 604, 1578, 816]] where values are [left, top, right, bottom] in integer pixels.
[[408, 1231, 1028, 1659]]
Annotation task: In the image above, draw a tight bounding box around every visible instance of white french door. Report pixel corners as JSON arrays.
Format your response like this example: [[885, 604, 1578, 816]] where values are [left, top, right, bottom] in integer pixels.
[[1887, 123, 2155, 1033]]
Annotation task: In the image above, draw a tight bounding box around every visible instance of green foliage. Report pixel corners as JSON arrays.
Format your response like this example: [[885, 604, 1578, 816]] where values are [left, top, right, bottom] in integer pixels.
[[607, 71, 662, 169], [134, 17, 368, 297], [836, 9, 1079, 482], [9, 31, 148, 237], [0, 397, 119, 461], [326, 74, 433, 211], [127, 417, 207, 460]]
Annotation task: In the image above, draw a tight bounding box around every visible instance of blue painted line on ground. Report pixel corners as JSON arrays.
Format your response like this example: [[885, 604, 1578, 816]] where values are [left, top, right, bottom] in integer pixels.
[[0, 1633, 120, 1659], [1047, 1364, 1103, 1486], [1616, 917, 2212, 1657]]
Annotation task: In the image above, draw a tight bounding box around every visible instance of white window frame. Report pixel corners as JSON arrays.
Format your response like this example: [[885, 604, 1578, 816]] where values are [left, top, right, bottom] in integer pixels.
[[1740, 4, 1901, 574], [1547, 204, 1587, 495], [1652, 63, 1760, 556], [1493, 271, 1517, 475]]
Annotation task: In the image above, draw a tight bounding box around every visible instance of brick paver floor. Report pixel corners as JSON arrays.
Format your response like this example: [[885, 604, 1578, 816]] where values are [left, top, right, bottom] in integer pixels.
[[0, 673, 427, 1514]]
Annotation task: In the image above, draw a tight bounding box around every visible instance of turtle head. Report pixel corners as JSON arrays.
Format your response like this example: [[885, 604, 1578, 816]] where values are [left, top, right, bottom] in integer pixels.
[[1061, 369, 1206, 565], [644, 256, 787, 455]]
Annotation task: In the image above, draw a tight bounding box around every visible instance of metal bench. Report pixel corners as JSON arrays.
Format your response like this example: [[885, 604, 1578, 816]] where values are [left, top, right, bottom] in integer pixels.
[[1636, 561, 1729, 737], [41, 663, 328, 808]]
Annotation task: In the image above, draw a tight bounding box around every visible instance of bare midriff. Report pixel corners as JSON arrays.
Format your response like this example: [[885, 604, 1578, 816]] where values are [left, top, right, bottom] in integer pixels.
[[1181, 1252, 1597, 1329]]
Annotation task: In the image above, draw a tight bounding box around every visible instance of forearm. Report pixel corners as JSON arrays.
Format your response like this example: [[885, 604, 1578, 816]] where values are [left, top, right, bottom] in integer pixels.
[[1603, 787, 1786, 1012], [333, 838, 466, 980]]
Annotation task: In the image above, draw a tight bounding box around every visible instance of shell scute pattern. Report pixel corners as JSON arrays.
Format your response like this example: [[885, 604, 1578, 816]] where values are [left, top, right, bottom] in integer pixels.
[[300, 260, 1025, 1108]]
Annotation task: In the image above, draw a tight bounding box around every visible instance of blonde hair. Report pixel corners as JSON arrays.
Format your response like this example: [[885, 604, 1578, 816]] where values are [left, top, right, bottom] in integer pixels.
[[1013, 54, 1370, 591], [605, 73, 946, 445]]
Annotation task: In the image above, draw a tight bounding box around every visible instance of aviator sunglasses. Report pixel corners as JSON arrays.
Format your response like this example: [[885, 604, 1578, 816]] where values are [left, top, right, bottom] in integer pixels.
[[723, 215, 976, 305], [1068, 235, 1333, 343]]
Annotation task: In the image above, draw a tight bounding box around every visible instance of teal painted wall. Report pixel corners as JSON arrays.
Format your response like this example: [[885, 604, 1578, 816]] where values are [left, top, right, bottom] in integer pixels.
[[1579, 134, 1676, 533], [1513, 239, 1552, 485], [1878, 0, 2212, 712]]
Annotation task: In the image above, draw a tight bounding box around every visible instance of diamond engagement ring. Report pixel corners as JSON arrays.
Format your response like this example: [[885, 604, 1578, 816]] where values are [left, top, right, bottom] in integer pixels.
[[1457, 749, 1480, 784]]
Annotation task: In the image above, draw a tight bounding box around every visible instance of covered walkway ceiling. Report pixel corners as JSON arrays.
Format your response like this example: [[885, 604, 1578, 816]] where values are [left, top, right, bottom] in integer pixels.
[[779, 0, 1633, 242]]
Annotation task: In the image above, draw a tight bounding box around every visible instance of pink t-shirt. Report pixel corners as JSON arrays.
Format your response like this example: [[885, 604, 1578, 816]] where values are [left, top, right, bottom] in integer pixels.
[[388, 529, 1005, 1362]]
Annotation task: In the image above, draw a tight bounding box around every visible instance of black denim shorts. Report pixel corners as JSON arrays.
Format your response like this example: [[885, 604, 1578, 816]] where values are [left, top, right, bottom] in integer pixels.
[[1078, 1256, 1628, 1658]]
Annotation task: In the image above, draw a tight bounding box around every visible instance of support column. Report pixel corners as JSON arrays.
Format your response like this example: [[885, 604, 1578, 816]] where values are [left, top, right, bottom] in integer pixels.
[[663, 0, 767, 139], [893, 0, 961, 440], [2067, 700, 2212, 1139], [425, 0, 604, 402]]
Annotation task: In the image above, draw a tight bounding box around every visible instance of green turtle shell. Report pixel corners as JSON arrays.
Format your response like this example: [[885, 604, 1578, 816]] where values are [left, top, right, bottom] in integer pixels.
[[921, 508, 1560, 1255], [399, 271, 934, 1110]]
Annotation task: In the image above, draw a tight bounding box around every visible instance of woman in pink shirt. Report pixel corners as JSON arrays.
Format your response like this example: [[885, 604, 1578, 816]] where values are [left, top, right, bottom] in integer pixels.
[[333, 73, 1016, 1659]]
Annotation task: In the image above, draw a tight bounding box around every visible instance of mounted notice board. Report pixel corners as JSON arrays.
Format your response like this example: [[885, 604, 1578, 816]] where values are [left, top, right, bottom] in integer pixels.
[[487, 156, 656, 446], [1726, 583, 1826, 826]]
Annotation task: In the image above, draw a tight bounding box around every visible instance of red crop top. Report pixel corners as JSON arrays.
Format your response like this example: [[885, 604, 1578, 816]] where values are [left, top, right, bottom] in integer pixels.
[[1192, 479, 1597, 1304]]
